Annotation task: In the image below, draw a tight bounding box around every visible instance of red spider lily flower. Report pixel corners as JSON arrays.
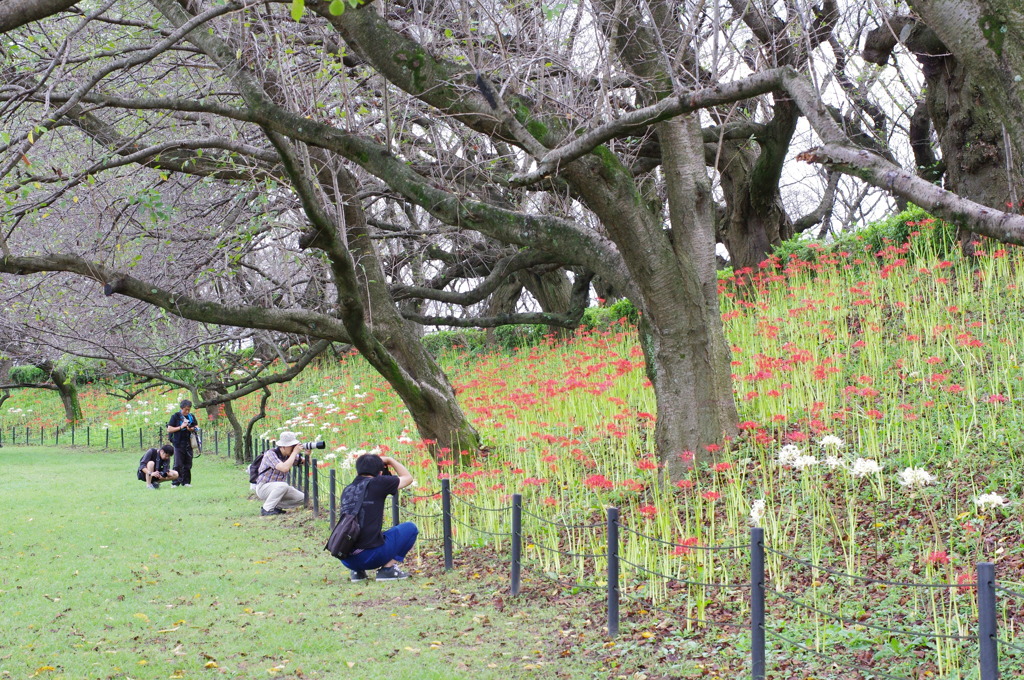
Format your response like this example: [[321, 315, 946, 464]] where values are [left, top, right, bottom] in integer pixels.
[[711, 462, 732, 472], [865, 409, 883, 420], [453, 481, 478, 495], [925, 356, 944, 364], [738, 420, 761, 430], [701, 491, 721, 502], [956, 573, 974, 594], [620, 479, 645, 492], [679, 451, 695, 463], [584, 474, 615, 490], [522, 477, 547, 486], [638, 505, 658, 518], [986, 394, 1008, 403], [542, 497, 558, 507], [637, 458, 659, 471], [672, 537, 700, 556], [674, 479, 694, 490], [704, 443, 722, 453], [490, 484, 505, 491], [926, 551, 950, 565]]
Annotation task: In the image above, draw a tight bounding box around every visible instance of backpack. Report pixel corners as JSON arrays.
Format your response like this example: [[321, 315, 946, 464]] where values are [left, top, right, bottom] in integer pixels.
[[325, 477, 372, 560], [249, 450, 273, 485]]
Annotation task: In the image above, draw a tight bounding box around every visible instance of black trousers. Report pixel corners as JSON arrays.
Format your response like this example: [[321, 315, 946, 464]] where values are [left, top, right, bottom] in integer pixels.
[[173, 442, 193, 485]]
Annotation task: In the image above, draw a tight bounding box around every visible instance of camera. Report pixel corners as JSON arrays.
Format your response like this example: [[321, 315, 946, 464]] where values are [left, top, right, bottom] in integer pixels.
[[302, 441, 326, 450]]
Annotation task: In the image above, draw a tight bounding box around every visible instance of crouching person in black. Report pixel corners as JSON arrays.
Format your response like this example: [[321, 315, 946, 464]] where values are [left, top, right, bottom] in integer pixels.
[[342, 454, 418, 582], [138, 444, 178, 489]]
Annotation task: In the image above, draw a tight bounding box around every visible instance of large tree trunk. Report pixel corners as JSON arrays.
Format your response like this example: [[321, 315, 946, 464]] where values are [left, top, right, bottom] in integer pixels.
[[867, 4, 1024, 249], [717, 140, 794, 270], [220, 397, 248, 464], [332, 166, 483, 457], [151, 0, 483, 460], [561, 133, 738, 474], [518, 268, 574, 338], [38, 361, 81, 424]]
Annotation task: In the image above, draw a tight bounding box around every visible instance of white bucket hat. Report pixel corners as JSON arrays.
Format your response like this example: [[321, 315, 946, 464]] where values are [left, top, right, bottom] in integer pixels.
[[277, 431, 300, 448]]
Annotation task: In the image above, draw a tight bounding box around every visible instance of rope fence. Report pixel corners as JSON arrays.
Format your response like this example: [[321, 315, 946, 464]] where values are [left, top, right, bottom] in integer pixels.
[[5, 430, 1019, 679], [297, 463, 1018, 680]]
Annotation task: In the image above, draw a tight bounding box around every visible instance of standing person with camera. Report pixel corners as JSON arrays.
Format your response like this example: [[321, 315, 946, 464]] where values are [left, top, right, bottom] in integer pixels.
[[167, 399, 198, 487], [341, 453, 418, 582], [253, 431, 311, 516]]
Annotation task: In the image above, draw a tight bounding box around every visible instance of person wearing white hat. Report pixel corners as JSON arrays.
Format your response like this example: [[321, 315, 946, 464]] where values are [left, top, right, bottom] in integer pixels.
[[253, 431, 307, 516]]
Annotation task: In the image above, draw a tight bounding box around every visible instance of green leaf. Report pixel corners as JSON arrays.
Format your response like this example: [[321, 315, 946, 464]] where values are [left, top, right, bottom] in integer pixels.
[[290, 0, 305, 22], [329, 0, 345, 15]]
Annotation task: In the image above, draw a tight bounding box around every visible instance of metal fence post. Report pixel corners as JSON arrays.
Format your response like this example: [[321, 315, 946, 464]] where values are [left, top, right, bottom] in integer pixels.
[[977, 562, 998, 680], [312, 459, 320, 518], [214, 431, 219, 456], [391, 491, 400, 528], [40, 426, 43, 445], [303, 456, 310, 508], [105, 428, 109, 449], [329, 469, 337, 529], [442, 478, 453, 570], [751, 527, 766, 680], [606, 507, 620, 637], [227, 433, 232, 459], [121, 428, 124, 449], [86, 426, 90, 447], [511, 493, 522, 596], [71, 425, 75, 446]]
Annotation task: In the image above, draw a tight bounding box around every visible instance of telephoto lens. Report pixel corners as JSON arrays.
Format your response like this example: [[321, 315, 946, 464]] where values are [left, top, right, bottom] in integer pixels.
[[302, 441, 327, 450]]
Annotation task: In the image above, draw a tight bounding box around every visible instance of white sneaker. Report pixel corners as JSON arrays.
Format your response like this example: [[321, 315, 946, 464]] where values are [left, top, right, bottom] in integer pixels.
[[147, 484, 158, 490], [183, 484, 192, 487]]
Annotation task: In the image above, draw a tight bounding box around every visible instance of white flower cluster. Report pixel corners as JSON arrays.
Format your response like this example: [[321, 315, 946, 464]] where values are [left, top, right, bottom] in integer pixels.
[[822, 455, 846, 469], [896, 467, 937, 488], [749, 499, 767, 527], [776, 445, 817, 470], [973, 493, 1008, 510], [818, 435, 845, 448], [338, 446, 382, 470], [850, 458, 884, 478]]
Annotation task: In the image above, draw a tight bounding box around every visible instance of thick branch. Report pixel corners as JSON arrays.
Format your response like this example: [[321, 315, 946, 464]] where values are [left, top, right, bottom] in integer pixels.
[[0, 0, 79, 33], [0, 254, 352, 341], [390, 251, 558, 304], [511, 68, 792, 186], [197, 339, 331, 407], [796, 145, 1024, 244]]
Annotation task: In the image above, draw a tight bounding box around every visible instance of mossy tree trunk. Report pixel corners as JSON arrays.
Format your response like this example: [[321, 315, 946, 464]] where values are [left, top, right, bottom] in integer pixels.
[[38, 361, 82, 424]]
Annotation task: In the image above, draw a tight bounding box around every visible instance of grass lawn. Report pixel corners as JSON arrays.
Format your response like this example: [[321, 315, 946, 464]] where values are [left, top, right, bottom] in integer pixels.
[[0, 447, 661, 680]]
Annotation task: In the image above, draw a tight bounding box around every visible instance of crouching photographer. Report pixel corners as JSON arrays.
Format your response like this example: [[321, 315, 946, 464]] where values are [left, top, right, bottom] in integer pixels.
[[253, 431, 320, 516], [138, 444, 179, 489], [341, 454, 418, 582]]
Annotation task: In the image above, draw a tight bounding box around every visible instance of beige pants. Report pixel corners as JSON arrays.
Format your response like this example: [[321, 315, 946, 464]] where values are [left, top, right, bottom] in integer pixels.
[[255, 481, 304, 512]]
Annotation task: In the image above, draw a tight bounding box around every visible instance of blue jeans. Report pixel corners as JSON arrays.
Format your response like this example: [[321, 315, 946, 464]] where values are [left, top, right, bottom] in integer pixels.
[[342, 522, 418, 571]]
